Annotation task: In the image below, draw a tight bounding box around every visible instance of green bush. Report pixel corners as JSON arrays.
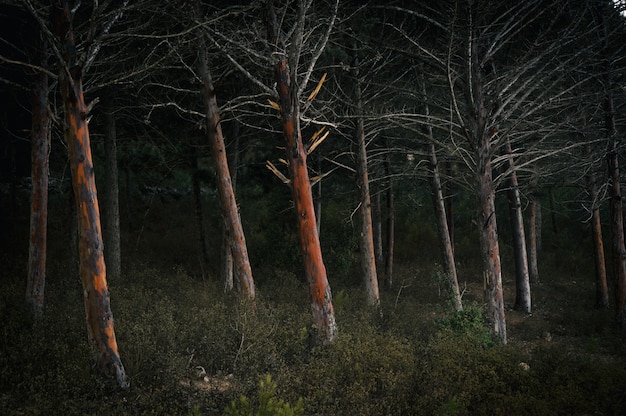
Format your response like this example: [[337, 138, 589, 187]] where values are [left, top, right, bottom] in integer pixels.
[[225, 375, 303, 416]]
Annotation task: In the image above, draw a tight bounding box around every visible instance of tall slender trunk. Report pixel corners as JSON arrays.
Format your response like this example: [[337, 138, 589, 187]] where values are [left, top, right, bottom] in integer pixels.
[[527, 195, 540, 284], [429, 143, 463, 311], [102, 94, 121, 282], [222, 124, 240, 292], [588, 175, 609, 308], [353, 61, 380, 308], [384, 150, 395, 289], [549, 187, 558, 236], [423, 79, 462, 310], [444, 161, 455, 253], [53, 0, 128, 388], [372, 183, 384, 275], [26, 31, 49, 318], [314, 152, 323, 235], [504, 138, 531, 313], [595, 0, 626, 325], [197, 40, 255, 300], [191, 150, 211, 280]]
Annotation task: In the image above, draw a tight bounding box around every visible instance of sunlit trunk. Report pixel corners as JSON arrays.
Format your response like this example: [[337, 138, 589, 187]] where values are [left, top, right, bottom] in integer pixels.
[[53, 0, 128, 388]]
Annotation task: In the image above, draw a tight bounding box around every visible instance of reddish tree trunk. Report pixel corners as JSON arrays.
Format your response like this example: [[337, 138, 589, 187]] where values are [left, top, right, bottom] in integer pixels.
[[504, 138, 531, 314], [353, 64, 380, 307], [273, 58, 337, 344], [197, 42, 255, 300], [53, 0, 128, 388], [26, 31, 49, 318]]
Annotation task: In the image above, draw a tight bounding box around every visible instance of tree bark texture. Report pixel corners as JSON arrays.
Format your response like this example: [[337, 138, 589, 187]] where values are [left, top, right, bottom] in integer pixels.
[[53, 0, 128, 388], [372, 185, 384, 275], [444, 161, 455, 254], [527, 197, 540, 284], [272, 61, 337, 344], [429, 142, 463, 311], [197, 42, 255, 300], [353, 64, 380, 308], [102, 94, 121, 282], [504, 138, 531, 314], [26, 31, 49, 318]]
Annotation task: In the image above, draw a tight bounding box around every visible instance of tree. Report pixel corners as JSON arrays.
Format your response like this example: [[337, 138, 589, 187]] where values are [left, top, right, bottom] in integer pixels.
[[25, 26, 49, 319], [266, 0, 339, 344], [102, 93, 121, 282], [196, 22, 256, 300], [51, 0, 128, 388], [352, 50, 380, 308]]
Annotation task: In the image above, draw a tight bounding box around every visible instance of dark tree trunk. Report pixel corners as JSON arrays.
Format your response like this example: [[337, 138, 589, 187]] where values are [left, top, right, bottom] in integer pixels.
[[191, 150, 211, 280], [588, 176, 609, 308], [549, 187, 558, 236], [26, 31, 49, 318], [527, 196, 540, 284], [429, 142, 463, 311], [53, 0, 128, 388], [504, 138, 531, 314], [353, 61, 380, 308], [384, 149, 395, 289], [372, 184, 384, 275], [444, 161, 455, 253], [102, 94, 121, 282], [197, 38, 255, 300]]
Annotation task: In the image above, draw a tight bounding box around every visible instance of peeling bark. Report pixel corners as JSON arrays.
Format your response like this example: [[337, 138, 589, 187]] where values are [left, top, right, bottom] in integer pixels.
[[53, 0, 128, 388]]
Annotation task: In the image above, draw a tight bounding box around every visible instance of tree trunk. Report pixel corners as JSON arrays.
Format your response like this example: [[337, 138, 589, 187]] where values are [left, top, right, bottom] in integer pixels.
[[504, 138, 531, 314], [271, 59, 337, 344], [372, 184, 384, 275], [197, 40, 255, 300], [527, 196, 540, 284], [53, 0, 128, 388], [588, 176, 609, 308], [191, 150, 211, 281], [314, 152, 323, 235], [477, 160, 507, 344], [102, 94, 121, 282], [26, 31, 49, 319], [444, 161, 455, 253], [549, 187, 558, 236], [384, 150, 395, 289], [222, 124, 240, 292], [429, 142, 463, 311], [353, 62, 380, 308], [535, 199, 543, 256]]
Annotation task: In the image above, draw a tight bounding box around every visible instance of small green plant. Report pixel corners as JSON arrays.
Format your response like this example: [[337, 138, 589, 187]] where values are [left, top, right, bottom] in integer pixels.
[[435, 302, 493, 347], [225, 375, 304, 416]]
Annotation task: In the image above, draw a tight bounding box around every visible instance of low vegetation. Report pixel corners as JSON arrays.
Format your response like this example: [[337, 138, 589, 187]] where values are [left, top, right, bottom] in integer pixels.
[[1, 193, 626, 415]]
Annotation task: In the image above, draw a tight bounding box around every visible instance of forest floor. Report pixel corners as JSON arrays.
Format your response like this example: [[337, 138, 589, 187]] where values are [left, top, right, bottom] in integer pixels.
[[1, 201, 626, 415]]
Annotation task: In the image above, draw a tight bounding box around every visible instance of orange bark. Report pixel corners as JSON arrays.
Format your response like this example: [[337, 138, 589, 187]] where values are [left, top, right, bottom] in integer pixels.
[[53, 0, 128, 388], [273, 57, 337, 344]]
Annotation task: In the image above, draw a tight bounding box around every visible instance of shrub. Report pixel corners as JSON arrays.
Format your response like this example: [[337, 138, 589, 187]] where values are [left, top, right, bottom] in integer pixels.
[[225, 375, 303, 416]]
